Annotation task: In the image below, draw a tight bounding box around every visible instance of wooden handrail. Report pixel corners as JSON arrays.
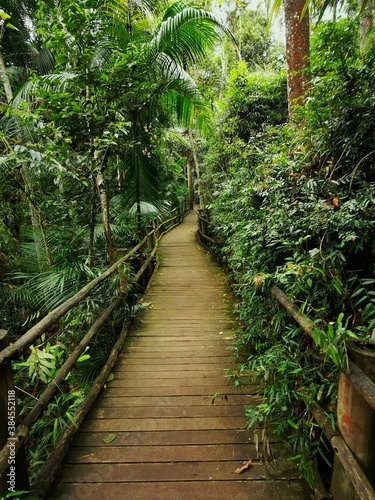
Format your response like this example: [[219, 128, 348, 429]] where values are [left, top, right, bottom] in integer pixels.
[[0, 205, 188, 367], [0, 234, 149, 367], [271, 284, 375, 499], [311, 402, 375, 500], [0, 202, 189, 497], [33, 316, 133, 499], [344, 359, 375, 411]]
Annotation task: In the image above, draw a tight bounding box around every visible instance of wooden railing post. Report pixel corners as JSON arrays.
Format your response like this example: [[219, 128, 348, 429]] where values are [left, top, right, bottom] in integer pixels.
[[113, 248, 129, 293], [0, 331, 29, 496], [146, 225, 155, 250], [156, 216, 161, 238], [331, 345, 375, 499], [146, 225, 155, 278]]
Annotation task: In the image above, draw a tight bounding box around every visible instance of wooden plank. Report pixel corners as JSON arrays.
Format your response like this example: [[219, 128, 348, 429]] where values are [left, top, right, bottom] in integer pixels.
[[124, 338, 232, 345], [80, 416, 248, 432], [114, 357, 236, 365], [101, 385, 250, 397], [111, 365, 239, 373], [90, 394, 255, 407], [122, 346, 236, 354], [55, 460, 301, 482], [65, 444, 278, 464], [49, 479, 310, 500], [105, 377, 232, 388], [71, 429, 271, 447], [88, 404, 251, 419]]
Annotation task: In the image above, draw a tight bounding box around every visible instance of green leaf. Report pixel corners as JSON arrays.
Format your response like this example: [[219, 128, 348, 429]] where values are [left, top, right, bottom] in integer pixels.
[[66, 412, 79, 429], [103, 433, 117, 444], [0, 10, 11, 21], [287, 419, 299, 429], [77, 354, 90, 362], [5, 22, 18, 31], [39, 359, 55, 369], [106, 373, 115, 382]]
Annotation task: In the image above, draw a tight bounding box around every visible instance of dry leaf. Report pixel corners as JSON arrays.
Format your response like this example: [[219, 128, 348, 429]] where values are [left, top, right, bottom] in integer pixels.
[[233, 459, 252, 474]]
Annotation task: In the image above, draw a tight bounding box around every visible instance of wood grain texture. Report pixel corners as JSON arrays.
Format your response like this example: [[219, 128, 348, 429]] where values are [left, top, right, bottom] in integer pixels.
[[48, 210, 310, 499]]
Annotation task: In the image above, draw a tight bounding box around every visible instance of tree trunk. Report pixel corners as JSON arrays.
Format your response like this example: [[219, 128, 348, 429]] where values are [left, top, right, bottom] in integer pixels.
[[96, 172, 114, 265], [284, 0, 310, 115], [88, 177, 96, 269], [36, 206, 53, 268], [187, 159, 194, 210], [189, 131, 204, 208], [132, 111, 142, 236], [359, 0, 373, 51], [0, 49, 13, 104]]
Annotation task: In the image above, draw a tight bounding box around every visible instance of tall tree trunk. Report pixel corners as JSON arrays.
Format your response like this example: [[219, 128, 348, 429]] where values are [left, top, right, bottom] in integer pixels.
[[187, 159, 194, 210], [88, 177, 96, 269], [132, 111, 147, 289], [189, 131, 204, 209], [96, 172, 114, 265], [284, 0, 310, 115], [132, 111, 142, 236], [0, 49, 12, 103], [359, 0, 373, 51]]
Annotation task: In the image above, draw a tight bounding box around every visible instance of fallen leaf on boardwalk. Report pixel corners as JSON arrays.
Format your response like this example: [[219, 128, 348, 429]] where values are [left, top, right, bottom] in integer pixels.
[[103, 433, 117, 444], [233, 460, 252, 474], [106, 373, 115, 382]]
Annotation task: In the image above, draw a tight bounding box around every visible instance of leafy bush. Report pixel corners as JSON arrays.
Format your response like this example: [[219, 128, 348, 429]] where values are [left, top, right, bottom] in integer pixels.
[[202, 25, 375, 485]]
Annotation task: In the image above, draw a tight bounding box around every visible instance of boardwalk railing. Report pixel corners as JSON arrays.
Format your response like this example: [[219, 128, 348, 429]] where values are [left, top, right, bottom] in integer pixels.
[[197, 209, 375, 500], [0, 202, 188, 499]]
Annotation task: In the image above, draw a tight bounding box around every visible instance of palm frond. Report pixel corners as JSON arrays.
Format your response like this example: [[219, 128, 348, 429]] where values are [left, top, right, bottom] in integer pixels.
[[102, 0, 169, 23], [0, 114, 36, 144], [123, 137, 160, 208], [9, 266, 83, 314], [143, 50, 210, 131], [128, 201, 161, 217], [153, 5, 234, 67], [160, 76, 211, 133], [12, 72, 78, 107], [34, 46, 55, 76]]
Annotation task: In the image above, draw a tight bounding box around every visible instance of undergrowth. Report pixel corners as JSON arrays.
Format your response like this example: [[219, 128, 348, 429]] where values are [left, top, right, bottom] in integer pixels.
[[201, 19, 375, 487]]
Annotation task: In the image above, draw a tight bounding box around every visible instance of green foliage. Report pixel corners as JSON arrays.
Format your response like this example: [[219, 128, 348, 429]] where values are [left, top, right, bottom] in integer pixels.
[[202, 19, 375, 484], [225, 7, 284, 71], [220, 62, 288, 141], [26, 389, 85, 483]]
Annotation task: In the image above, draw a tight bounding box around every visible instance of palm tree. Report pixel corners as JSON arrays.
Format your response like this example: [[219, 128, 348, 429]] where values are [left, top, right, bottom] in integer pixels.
[[100, 0, 234, 230]]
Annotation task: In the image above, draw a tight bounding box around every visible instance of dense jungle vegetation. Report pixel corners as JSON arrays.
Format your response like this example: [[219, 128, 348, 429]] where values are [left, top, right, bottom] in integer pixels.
[[0, 0, 374, 494]]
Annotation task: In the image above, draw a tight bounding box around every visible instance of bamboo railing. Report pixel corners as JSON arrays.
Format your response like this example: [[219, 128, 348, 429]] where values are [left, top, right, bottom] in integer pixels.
[[197, 209, 375, 500], [0, 203, 188, 499]]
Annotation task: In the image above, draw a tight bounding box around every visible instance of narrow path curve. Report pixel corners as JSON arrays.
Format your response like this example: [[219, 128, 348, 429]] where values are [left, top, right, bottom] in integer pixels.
[[49, 210, 310, 499]]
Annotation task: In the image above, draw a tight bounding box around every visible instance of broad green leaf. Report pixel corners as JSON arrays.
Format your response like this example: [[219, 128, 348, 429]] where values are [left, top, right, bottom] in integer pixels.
[[103, 433, 117, 444]]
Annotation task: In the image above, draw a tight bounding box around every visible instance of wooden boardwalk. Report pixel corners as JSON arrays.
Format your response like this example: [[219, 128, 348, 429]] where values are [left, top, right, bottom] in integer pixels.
[[49, 210, 311, 499]]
